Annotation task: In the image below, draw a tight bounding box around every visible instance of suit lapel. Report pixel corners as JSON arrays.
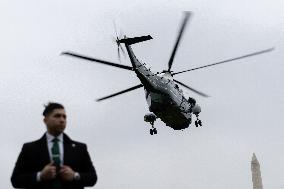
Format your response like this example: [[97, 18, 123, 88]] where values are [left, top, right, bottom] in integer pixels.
[[38, 134, 50, 165], [63, 133, 72, 165]]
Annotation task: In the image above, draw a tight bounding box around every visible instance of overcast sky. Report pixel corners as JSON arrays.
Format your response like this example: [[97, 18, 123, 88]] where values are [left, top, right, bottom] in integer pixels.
[[1, 0, 284, 188]]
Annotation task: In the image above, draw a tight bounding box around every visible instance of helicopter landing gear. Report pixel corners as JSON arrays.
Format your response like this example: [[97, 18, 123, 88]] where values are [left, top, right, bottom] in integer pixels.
[[194, 114, 202, 127], [195, 119, 202, 127], [149, 119, 158, 135], [144, 113, 158, 135], [150, 127, 157, 135]]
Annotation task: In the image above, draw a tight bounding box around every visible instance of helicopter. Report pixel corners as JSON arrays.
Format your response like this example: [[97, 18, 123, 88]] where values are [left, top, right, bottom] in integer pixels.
[[62, 12, 274, 135]]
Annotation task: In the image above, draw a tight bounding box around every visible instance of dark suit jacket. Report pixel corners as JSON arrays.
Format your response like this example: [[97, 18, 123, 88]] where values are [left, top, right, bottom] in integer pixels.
[[11, 133, 97, 189]]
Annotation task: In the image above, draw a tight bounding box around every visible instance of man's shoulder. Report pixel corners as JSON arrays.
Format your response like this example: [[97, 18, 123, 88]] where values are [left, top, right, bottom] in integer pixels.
[[20, 136, 45, 152], [64, 134, 87, 148], [70, 140, 87, 148], [23, 140, 39, 146], [23, 135, 45, 145]]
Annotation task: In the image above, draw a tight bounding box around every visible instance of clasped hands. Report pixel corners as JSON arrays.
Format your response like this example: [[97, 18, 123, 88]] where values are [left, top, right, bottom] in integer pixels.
[[40, 162, 76, 181]]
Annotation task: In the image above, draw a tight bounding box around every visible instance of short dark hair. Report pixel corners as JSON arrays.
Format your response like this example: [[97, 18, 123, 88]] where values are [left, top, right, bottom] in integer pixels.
[[43, 102, 64, 116]]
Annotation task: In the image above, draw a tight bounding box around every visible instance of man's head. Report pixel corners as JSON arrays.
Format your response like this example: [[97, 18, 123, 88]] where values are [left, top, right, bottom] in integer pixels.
[[43, 102, 66, 136]]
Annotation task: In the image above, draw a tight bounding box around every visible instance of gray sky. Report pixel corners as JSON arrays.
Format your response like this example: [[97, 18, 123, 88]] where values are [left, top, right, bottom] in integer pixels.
[[1, 0, 284, 188]]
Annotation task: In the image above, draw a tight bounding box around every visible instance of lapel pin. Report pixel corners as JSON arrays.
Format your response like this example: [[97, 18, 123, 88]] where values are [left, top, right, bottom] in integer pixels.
[[72, 144, 76, 147]]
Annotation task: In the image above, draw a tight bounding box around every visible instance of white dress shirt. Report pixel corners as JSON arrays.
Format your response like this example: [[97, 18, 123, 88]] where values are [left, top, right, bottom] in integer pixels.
[[36, 132, 64, 182], [46, 132, 64, 165]]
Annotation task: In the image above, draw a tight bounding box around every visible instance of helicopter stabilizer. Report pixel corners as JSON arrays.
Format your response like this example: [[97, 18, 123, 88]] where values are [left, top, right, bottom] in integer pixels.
[[118, 35, 153, 45]]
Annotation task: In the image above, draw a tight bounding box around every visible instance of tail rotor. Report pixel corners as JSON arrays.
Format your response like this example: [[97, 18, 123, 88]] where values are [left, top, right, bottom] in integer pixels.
[[112, 21, 126, 62]]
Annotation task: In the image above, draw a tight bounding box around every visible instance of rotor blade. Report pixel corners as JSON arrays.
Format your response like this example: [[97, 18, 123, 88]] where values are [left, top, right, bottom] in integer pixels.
[[117, 47, 121, 62], [119, 29, 124, 39], [112, 36, 117, 43], [120, 45, 126, 58], [61, 51, 133, 71], [120, 45, 125, 55], [173, 48, 274, 75], [113, 20, 118, 37], [168, 11, 192, 72], [96, 84, 143, 101], [174, 79, 210, 97]]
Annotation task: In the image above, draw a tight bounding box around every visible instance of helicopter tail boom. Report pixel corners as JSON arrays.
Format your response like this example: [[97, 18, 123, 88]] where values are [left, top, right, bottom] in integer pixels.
[[118, 35, 153, 45]]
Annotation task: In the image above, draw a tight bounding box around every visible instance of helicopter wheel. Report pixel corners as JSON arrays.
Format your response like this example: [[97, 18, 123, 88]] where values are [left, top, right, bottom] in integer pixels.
[[198, 120, 202, 126], [153, 128, 157, 134], [150, 128, 157, 135], [195, 120, 199, 127]]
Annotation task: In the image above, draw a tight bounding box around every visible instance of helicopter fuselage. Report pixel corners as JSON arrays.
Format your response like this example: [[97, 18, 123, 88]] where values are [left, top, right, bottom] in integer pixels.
[[125, 44, 193, 130]]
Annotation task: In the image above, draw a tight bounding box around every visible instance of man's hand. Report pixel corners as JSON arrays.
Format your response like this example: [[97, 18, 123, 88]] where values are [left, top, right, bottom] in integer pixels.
[[40, 162, 57, 181], [59, 165, 75, 182]]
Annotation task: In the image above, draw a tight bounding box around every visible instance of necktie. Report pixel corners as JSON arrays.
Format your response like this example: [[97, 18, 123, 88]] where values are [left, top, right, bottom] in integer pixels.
[[51, 138, 61, 169], [52, 138, 62, 189]]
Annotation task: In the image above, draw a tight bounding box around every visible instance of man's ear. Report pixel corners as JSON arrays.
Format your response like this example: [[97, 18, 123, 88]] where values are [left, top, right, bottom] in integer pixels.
[[43, 117, 47, 124]]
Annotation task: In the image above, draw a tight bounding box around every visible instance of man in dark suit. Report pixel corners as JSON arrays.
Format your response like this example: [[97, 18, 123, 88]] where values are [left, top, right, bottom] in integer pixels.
[[11, 102, 97, 189]]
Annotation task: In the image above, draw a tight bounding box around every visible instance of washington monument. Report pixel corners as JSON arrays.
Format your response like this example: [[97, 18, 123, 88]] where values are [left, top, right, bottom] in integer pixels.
[[251, 153, 263, 189]]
